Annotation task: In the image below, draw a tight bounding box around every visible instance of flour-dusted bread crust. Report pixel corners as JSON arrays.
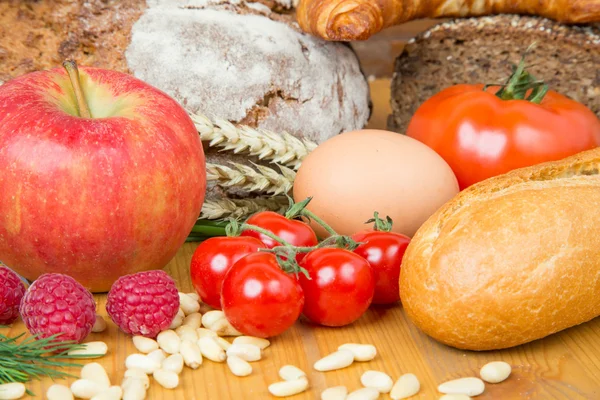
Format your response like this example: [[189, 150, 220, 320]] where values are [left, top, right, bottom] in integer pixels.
[[399, 148, 600, 351], [126, 0, 370, 144], [389, 15, 600, 134]]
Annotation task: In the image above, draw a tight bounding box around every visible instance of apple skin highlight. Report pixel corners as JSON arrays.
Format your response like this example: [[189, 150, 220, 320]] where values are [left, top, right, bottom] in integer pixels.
[[0, 66, 206, 292]]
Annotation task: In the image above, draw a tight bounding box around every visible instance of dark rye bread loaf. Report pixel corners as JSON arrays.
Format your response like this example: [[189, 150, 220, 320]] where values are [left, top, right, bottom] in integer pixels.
[[389, 15, 600, 134]]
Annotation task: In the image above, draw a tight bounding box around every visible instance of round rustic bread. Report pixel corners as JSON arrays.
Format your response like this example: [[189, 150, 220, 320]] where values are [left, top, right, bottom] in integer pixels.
[[389, 15, 600, 134]]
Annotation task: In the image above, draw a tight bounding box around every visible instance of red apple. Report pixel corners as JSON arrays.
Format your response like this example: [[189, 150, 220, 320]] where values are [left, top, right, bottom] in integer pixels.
[[0, 61, 206, 292]]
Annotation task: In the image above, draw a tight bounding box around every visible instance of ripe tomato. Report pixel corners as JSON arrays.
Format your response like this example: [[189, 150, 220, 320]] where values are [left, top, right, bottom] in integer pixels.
[[352, 230, 410, 305], [241, 211, 318, 260], [407, 84, 600, 190], [221, 252, 304, 338], [190, 236, 264, 309], [298, 248, 374, 327]]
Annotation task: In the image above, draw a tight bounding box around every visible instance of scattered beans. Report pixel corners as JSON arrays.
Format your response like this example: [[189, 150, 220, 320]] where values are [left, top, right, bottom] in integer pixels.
[[176, 325, 199, 342], [169, 308, 185, 330], [438, 377, 485, 397], [0, 383, 26, 400], [439, 395, 472, 400], [122, 377, 147, 400], [71, 379, 106, 399], [321, 386, 348, 400], [90, 386, 123, 400], [182, 313, 203, 329], [81, 362, 111, 388], [346, 387, 380, 400], [480, 361, 512, 384], [91, 315, 107, 333], [153, 369, 180, 389], [162, 353, 185, 374], [278, 365, 306, 381], [125, 354, 161, 374], [68, 341, 108, 358], [180, 339, 203, 369], [123, 369, 150, 389], [197, 328, 218, 338], [226, 343, 261, 362], [202, 310, 225, 329], [313, 349, 354, 372], [361, 370, 394, 393], [233, 336, 271, 350], [147, 349, 167, 364], [390, 373, 420, 400], [268, 377, 309, 397], [132, 336, 159, 354], [47, 384, 74, 400], [338, 343, 377, 362], [214, 336, 232, 351], [186, 292, 201, 302], [179, 292, 201, 315], [198, 336, 227, 362], [227, 355, 253, 377], [211, 318, 243, 337], [157, 330, 181, 354]]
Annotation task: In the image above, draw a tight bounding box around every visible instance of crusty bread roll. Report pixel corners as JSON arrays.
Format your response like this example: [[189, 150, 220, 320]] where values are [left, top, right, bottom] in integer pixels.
[[399, 147, 600, 351]]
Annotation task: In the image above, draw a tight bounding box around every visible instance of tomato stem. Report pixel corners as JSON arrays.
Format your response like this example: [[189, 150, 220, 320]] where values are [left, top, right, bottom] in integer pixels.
[[285, 196, 338, 237], [239, 223, 294, 247], [365, 212, 393, 232]]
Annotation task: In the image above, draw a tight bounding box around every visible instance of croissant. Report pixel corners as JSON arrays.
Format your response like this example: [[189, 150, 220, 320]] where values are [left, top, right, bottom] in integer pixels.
[[296, 0, 600, 41]]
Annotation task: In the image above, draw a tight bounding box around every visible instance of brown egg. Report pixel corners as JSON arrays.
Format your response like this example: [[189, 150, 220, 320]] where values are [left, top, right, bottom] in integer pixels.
[[293, 129, 459, 238]]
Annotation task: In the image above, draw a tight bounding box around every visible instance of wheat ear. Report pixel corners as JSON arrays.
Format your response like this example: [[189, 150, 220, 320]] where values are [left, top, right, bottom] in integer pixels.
[[207, 162, 295, 196], [191, 113, 317, 170], [200, 196, 289, 220]]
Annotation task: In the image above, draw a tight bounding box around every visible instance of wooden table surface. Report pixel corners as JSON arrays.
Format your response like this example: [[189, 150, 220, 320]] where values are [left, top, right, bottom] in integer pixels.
[[5, 21, 600, 400]]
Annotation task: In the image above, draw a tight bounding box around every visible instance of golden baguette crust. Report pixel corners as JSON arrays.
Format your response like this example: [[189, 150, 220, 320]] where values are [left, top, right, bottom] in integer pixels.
[[399, 147, 600, 351], [296, 0, 600, 41]]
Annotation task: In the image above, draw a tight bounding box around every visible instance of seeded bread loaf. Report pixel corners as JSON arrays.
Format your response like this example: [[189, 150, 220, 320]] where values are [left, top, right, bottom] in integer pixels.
[[389, 15, 600, 134], [400, 147, 600, 351]]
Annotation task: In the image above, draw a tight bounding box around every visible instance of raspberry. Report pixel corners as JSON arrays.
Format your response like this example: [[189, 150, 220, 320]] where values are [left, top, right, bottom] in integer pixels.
[[0, 264, 26, 325], [106, 270, 179, 338], [19, 273, 96, 343]]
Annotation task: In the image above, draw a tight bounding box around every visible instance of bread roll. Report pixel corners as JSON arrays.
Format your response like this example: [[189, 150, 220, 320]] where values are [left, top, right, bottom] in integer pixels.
[[399, 147, 600, 351]]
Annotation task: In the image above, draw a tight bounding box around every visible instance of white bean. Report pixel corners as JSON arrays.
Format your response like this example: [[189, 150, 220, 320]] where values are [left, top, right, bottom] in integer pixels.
[[123, 369, 150, 389], [153, 369, 180, 389], [125, 354, 161, 374], [146, 349, 167, 364], [157, 330, 181, 354], [226, 343, 261, 362], [91, 315, 107, 333], [211, 318, 243, 337], [47, 384, 74, 400], [227, 355, 252, 377], [202, 310, 225, 329], [214, 336, 232, 351], [361, 370, 393, 393], [347, 387, 380, 400], [198, 336, 226, 362], [68, 341, 108, 358], [390, 373, 420, 400], [321, 386, 348, 400], [233, 336, 271, 350], [81, 362, 111, 388], [180, 340, 203, 369], [122, 378, 146, 400], [90, 386, 123, 400], [0, 383, 26, 400], [480, 361, 511, 384], [438, 377, 485, 397], [338, 343, 377, 362], [279, 365, 306, 381], [161, 353, 185, 374], [197, 328, 217, 338], [132, 336, 159, 354], [186, 292, 200, 302], [182, 312, 203, 329], [313, 349, 354, 372], [439, 395, 472, 400], [169, 308, 185, 330], [71, 379, 106, 399], [176, 325, 199, 342], [179, 292, 201, 315], [268, 377, 309, 397]]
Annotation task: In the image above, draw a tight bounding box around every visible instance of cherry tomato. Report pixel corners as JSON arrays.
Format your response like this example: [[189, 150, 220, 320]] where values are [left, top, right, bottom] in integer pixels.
[[407, 84, 600, 190], [352, 230, 410, 304], [190, 236, 264, 309], [241, 211, 318, 261], [221, 252, 304, 338], [298, 248, 374, 327]]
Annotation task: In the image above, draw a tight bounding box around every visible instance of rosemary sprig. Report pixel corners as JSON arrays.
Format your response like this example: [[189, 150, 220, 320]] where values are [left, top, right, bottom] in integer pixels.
[[0, 328, 90, 392]]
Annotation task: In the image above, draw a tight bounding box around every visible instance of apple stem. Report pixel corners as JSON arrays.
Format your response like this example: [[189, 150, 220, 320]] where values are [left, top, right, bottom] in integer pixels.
[[62, 60, 92, 118]]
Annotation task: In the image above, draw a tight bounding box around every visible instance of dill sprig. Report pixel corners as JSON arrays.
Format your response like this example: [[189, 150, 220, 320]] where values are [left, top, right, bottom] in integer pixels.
[[0, 328, 91, 390]]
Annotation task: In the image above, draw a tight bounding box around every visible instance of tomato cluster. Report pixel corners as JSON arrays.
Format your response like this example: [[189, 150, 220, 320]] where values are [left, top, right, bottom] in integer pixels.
[[190, 210, 410, 338]]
